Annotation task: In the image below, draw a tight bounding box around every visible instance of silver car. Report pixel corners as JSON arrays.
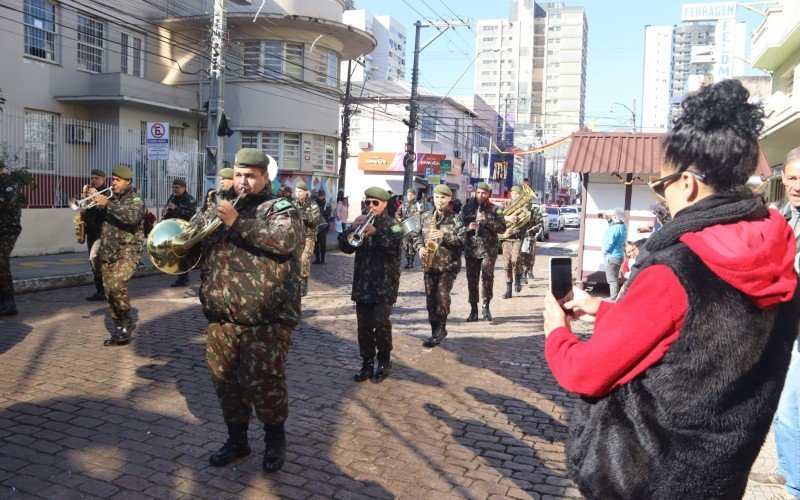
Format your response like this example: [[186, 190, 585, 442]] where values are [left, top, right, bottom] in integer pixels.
[[561, 206, 580, 228], [546, 206, 565, 231]]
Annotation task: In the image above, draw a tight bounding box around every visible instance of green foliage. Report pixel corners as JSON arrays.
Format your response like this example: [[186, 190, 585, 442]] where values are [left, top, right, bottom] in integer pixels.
[[0, 144, 37, 207]]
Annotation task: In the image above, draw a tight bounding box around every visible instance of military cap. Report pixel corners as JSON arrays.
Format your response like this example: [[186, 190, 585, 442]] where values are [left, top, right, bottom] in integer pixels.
[[234, 148, 269, 169], [510, 185, 522, 194], [475, 181, 491, 192], [317, 188, 326, 196], [364, 186, 390, 201], [90, 169, 105, 177], [296, 181, 309, 192], [172, 178, 186, 186], [111, 165, 133, 180], [218, 167, 234, 180], [433, 184, 452, 197]]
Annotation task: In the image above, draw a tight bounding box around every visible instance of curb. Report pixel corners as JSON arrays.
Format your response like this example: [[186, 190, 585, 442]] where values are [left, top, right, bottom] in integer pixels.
[[14, 265, 163, 295]]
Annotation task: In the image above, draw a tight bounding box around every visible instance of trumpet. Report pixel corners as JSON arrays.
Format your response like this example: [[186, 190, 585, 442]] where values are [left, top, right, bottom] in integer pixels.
[[346, 214, 376, 247], [68, 186, 113, 211]]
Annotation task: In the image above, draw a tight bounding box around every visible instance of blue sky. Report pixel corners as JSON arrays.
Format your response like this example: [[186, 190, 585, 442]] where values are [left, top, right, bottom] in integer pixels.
[[355, 0, 766, 131]]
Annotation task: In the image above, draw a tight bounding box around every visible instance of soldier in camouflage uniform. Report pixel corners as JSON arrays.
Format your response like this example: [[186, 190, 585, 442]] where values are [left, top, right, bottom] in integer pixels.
[[293, 181, 319, 296], [162, 178, 197, 287], [410, 185, 464, 347], [218, 167, 236, 201], [339, 186, 403, 382], [458, 182, 506, 322], [521, 197, 544, 283], [92, 165, 145, 346], [0, 159, 21, 317], [500, 186, 531, 299], [81, 169, 108, 301], [396, 189, 426, 269], [201, 148, 303, 474]]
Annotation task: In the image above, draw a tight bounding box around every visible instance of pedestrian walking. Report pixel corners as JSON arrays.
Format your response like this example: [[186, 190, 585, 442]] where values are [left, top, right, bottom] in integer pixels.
[[339, 187, 403, 382], [411, 185, 464, 347], [542, 79, 800, 499], [334, 194, 349, 235], [200, 148, 303, 474], [0, 159, 21, 317], [92, 165, 145, 346], [601, 207, 627, 300]]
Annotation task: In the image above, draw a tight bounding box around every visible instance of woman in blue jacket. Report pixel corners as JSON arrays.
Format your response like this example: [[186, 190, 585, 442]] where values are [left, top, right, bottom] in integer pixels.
[[602, 207, 627, 300]]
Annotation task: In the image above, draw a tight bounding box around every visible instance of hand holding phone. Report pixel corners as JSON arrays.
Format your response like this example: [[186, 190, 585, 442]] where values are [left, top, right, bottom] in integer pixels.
[[549, 257, 574, 308]]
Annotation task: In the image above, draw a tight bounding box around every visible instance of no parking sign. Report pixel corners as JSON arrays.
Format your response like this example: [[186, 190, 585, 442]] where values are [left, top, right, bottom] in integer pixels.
[[146, 122, 170, 160]]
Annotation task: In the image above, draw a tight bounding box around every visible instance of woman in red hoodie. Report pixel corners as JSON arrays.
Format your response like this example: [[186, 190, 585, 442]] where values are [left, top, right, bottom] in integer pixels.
[[543, 79, 800, 499]]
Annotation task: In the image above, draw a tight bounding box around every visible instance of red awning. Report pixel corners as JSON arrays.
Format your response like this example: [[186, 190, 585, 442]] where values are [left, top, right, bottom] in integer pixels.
[[562, 132, 772, 176]]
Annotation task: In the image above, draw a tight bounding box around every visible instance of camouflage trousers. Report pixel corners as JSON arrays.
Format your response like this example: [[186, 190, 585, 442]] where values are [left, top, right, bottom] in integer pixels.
[[300, 233, 316, 278], [521, 239, 537, 274], [424, 271, 457, 324], [0, 232, 19, 303], [206, 321, 292, 426], [402, 237, 416, 265], [101, 258, 137, 320], [465, 255, 497, 304], [502, 240, 523, 283], [355, 301, 394, 359]]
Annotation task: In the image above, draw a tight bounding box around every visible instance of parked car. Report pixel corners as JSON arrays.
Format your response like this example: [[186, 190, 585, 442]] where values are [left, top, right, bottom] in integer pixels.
[[546, 206, 565, 231], [561, 206, 580, 228], [537, 205, 550, 241]]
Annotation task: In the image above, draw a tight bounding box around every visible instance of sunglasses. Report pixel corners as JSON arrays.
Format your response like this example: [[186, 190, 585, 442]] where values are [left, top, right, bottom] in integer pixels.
[[648, 168, 705, 202], [365, 199, 381, 207]]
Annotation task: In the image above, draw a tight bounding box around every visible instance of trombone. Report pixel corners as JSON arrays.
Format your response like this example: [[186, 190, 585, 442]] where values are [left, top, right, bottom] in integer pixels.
[[68, 187, 113, 211]]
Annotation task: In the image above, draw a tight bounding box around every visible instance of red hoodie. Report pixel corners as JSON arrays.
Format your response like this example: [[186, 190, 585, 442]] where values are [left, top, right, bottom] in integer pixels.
[[545, 209, 798, 398]]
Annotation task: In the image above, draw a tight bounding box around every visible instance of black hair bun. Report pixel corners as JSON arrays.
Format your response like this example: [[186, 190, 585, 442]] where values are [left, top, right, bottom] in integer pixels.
[[675, 79, 764, 138]]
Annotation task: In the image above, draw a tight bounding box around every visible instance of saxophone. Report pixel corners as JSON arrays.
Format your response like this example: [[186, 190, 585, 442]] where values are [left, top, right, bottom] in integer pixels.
[[423, 211, 441, 270], [74, 184, 90, 244]]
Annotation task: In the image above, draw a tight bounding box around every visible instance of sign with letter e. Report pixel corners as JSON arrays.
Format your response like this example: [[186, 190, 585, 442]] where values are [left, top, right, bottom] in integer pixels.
[[146, 122, 170, 160]]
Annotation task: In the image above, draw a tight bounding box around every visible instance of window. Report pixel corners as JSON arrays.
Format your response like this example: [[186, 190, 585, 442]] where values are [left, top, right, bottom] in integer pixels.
[[24, 0, 57, 62], [282, 133, 301, 170], [24, 109, 57, 172], [244, 40, 304, 80], [312, 135, 325, 170], [77, 14, 104, 73], [325, 137, 336, 171], [420, 113, 437, 141], [121, 33, 144, 77], [242, 131, 307, 169], [327, 50, 338, 86]]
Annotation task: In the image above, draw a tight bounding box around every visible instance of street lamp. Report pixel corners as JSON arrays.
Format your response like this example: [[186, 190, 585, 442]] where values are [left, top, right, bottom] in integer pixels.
[[610, 99, 637, 132]]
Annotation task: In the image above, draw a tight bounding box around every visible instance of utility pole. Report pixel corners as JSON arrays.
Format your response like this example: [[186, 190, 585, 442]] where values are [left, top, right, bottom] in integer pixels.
[[339, 59, 353, 193], [403, 19, 469, 194]]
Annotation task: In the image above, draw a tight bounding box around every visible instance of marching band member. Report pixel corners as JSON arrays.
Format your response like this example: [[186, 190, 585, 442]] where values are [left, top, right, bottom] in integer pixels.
[[217, 166, 236, 200], [81, 169, 108, 301], [162, 178, 197, 288], [294, 182, 319, 297], [396, 189, 425, 269], [521, 196, 544, 284], [500, 186, 529, 299], [411, 185, 464, 347]]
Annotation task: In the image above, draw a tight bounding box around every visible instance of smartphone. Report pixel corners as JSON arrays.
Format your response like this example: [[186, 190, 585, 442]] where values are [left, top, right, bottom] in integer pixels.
[[549, 257, 573, 306]]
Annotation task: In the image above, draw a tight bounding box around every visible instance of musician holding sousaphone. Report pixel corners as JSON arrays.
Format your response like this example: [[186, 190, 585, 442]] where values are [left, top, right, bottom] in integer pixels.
[[410, 184, 465, 348], [90, 165, 145, 346], [339, 187, 403, 382], [499, 185, 535, 299]]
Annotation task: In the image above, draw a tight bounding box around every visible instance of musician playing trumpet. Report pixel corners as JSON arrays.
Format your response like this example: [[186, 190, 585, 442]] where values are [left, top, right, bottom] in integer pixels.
[[411, 184, 465, 348], [339, 187, 403, 382], [81, 169, 108, 301]]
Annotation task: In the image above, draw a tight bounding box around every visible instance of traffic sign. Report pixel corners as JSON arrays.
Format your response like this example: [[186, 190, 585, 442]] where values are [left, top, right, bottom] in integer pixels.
[[146, 122, 170, 160], [439, 160, 452, 173]]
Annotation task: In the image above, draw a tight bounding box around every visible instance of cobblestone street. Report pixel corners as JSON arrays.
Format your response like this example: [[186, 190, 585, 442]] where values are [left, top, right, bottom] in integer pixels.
[[0, 230, 790, 498]]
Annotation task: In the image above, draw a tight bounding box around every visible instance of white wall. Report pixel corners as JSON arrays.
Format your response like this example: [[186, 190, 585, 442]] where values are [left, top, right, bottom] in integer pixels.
[[13, 209, 87, 257]]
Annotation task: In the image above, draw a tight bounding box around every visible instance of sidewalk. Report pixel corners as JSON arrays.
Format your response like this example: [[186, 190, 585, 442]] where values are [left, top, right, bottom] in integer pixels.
[[11, 230, 341, 294]]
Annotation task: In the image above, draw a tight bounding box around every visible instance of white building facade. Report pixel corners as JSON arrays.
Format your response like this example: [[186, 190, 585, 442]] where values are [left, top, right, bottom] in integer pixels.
[[342, 9, 406, 82], [641, 25, 674, 132]]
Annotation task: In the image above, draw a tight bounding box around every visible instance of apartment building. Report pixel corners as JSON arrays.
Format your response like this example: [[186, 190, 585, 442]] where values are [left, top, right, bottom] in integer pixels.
[[342, 9, 406, 82], [641, 25, 674, 132], [0, 0, 374, 255]]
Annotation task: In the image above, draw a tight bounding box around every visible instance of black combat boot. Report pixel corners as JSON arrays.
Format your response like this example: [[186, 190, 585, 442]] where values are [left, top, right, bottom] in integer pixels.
[[374, 351, 392, 381], [170, 273, 189, 287], [263, 422, 286, 473], [515, 273, 523, 293], [502, 283, 513, 299], [425, 318, 448, 347], [104, 312, 127, 346], [466, 303, 479, 322], [522, 270, 530, 284], [423, 319, 441, 347], [301, 278, 308, 297], [354, 357, 374, 382], [210, 422, 251, 466], [482, 299, 492, 321], [86, 287, 105, 301]]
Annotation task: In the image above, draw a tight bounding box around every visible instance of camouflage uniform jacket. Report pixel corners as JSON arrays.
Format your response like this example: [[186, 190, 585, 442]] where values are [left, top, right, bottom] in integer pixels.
[[396, 200, 425, 221], [0, 173, 22, 236], [98, 187, 145, 263], [338, 213, 403, 304], [295, 196, 321, 237], [200, 190, 303, 327], [163, 192, 197, 221], [458, 200, 507, 259], [410, 209, 464, 273], [527, 202, 544, 238]]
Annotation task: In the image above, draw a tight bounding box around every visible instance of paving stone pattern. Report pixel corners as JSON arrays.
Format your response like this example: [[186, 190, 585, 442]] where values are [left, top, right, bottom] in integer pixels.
[[0, 242, 790, 499]]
